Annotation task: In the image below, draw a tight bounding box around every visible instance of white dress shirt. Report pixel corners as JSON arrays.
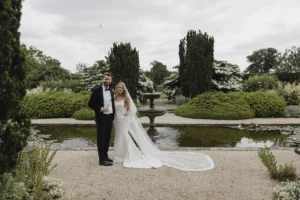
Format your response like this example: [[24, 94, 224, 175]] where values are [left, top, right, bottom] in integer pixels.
[[102, 85, 113, 114]]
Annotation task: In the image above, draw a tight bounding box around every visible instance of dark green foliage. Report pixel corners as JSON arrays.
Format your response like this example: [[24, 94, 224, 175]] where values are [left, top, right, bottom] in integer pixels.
[[0, 0, 31, 174], [21, 45, 71, 89], [245, 48, 280, 73], [275, 72, 300, 84], [276, 46, 300, 74], [73, 107, 95, 120], [0, 112, 31, 174], [179, 30, 214, 97], [107, 42, 140, 99], [243, 92, 286, 117], [149, 60, 169, 85], [175, 92, 286, 119], [178, 37, 189, 97], [0, 0, 26, 121], [175, 92, 255, 120], [279, 91, 300, 106], [21, 92, 90, 118], [244, 46, 300, 83]]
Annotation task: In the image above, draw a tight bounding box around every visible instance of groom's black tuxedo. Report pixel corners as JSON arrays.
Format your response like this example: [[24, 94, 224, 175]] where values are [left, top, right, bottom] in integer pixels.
[[88, 85, 115, 162], [88, 85, 115, 120]]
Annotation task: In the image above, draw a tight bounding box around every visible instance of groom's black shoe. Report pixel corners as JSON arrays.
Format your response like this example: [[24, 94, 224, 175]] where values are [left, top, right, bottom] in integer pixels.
[[99, 160, 113, 166], [105, 157, 113, 162]]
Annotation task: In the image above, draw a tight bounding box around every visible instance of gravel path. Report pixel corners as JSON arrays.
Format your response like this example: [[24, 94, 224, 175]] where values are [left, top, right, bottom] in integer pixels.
[[38, 99, 300, 199], [51, 149, 300, 200]]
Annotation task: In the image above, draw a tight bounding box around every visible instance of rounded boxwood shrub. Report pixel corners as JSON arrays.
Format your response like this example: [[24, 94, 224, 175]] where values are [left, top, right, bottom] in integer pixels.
[[73, 107, 95, 120], [242, 91, 286, 117], [175, 92, 255, 120], [21, 91, 90, 118], [175, 91, 286, 119]]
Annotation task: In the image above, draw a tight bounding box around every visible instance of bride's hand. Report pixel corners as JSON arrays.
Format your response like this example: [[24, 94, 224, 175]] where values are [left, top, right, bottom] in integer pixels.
[[125, 110, 130, 116]]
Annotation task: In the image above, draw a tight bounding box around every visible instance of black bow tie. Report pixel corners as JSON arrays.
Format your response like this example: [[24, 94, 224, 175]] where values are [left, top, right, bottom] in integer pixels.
[[105, 88, 110, 91]]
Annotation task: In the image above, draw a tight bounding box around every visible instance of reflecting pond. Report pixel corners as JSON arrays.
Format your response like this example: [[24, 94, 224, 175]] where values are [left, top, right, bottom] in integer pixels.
[[31, 125, 288, 149]]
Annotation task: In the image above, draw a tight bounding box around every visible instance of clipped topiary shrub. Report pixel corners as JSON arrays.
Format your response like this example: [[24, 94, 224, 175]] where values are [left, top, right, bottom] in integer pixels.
[[21, 91, 90, 118], [243, 91, 286, 118], [175, 92, 255, 120], [175, 91, 286, 119]]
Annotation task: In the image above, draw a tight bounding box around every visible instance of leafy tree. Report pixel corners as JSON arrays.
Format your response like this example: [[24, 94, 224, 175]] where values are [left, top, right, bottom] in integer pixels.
[[106, 42, 140, 99], [179, 30, 214, 97], [76, 62, 87, 74], [144, 70, 152, 79], [22, 45, 71, 89], [276, 46, 300, 73], [0, 0, 31, 174], [245, 48, 281, 73], [178, 38, 189, 97], [149, 60, 169, 85]]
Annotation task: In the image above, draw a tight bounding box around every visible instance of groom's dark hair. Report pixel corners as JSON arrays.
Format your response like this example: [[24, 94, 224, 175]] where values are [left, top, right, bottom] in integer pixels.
[[104, 73, 111, 77]]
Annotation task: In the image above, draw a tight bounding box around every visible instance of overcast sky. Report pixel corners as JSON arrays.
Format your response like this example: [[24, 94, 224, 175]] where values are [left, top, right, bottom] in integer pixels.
[[20, 0, 300, 73]]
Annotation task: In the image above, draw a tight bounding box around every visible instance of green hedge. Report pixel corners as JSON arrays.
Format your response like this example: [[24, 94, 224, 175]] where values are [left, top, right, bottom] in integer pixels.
[[242, 74, 279, 92], [242, 92, 286, 117], [175, 91, 286, 119], [73, 107, 95, 120], [21, 91, 90, 118], [175, 92, 255, 120]]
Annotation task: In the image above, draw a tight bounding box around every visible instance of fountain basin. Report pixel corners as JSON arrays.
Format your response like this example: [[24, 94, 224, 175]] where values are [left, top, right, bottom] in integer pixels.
[[141, 93, 162, 109], [138, 107, 166, 117], [138, 107, 166, 137], [142, 93, 162, 99]]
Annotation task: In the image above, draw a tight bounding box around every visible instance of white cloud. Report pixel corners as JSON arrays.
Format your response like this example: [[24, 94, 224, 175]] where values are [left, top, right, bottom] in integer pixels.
[[20, 0, 300, 72]]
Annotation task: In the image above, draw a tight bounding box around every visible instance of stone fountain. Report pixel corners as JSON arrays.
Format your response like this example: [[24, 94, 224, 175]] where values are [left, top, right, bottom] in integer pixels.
[[138, 93, 166, 137]]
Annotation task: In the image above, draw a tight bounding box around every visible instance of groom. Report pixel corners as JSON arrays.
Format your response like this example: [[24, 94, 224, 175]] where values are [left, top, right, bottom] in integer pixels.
[[88, 73, 115, 166]]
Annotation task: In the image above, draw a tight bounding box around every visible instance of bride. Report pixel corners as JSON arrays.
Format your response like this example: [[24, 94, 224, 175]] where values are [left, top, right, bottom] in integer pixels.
[[113, 82, 214, 171]]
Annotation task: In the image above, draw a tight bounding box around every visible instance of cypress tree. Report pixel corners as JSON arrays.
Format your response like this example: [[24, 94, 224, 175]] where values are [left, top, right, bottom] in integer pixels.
[[0, 0, 31, 173], [179, 30, 214, 97], [106, 42, 140, 99]]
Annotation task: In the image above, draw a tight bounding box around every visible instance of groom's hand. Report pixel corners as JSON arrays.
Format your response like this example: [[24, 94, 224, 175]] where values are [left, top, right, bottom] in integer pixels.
[[101, 107, 109, 112]]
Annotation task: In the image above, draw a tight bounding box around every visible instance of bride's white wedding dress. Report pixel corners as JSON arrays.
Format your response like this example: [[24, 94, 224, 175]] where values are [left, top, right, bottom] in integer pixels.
[[113, 99, 214, 171]]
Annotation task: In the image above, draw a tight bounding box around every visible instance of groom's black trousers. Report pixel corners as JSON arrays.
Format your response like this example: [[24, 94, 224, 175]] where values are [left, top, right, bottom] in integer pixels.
[[95, 114, 113, 162]]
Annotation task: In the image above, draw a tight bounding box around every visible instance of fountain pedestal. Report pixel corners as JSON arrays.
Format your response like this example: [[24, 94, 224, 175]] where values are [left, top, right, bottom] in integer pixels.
[[138, 107, 166, 136], [138, 93, 166, 137]]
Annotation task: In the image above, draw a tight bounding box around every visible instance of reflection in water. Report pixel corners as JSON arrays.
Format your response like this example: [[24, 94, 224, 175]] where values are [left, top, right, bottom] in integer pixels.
[[31, 125, 288, 148], [236, 138, 274, 148]]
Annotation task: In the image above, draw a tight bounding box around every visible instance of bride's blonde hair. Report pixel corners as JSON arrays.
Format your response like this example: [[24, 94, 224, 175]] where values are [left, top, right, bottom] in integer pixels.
[[114, 82, 128, 98]]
